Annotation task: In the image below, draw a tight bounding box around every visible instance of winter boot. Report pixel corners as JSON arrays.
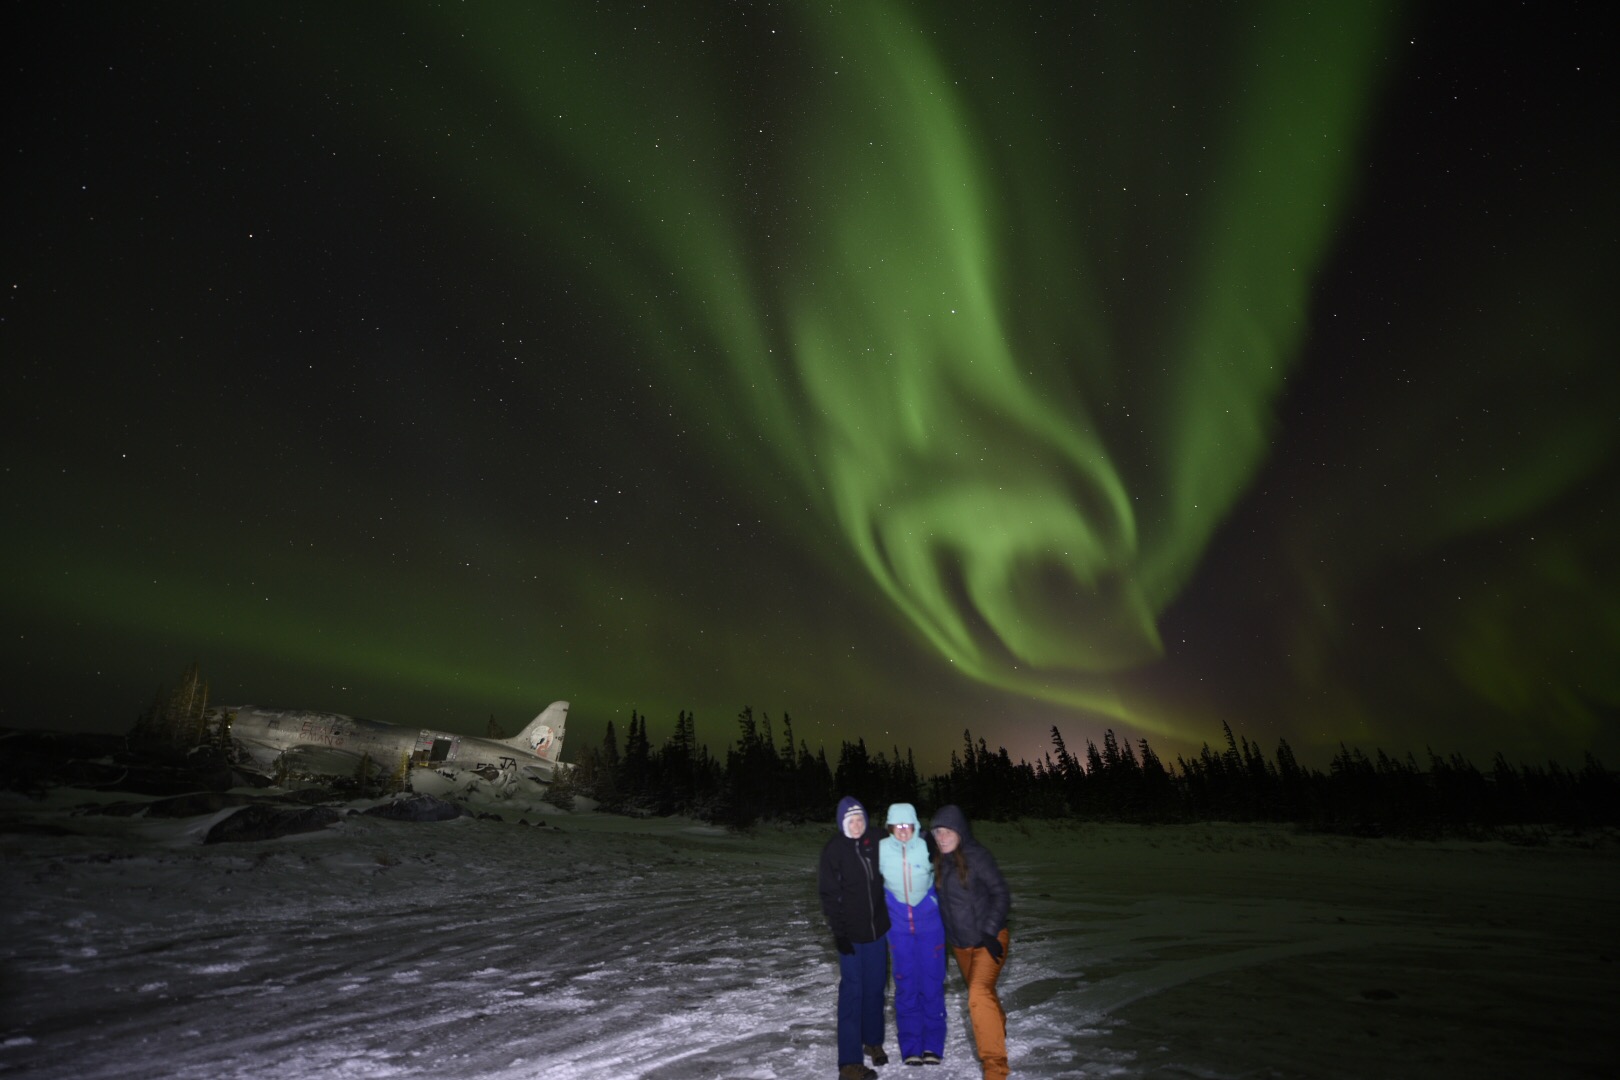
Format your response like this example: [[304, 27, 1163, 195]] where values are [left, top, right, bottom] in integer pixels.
[[839, 1065, 879, 1080], [865, 1044, 889, 1066]]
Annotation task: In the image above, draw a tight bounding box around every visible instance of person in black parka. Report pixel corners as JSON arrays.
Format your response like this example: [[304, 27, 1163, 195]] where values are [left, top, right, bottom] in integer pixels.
[[930, 804, 1011, 1080], [818, 795, 891, 1080]]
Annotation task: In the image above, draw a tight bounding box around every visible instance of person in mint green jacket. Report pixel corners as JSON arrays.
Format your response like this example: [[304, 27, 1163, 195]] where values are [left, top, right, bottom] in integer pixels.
[[879, 802, 946, 1065]]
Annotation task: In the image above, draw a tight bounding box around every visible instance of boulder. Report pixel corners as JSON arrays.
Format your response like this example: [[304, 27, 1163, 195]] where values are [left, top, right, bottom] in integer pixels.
[[204, 803, 340, 844], [361, 793, 465, 822]]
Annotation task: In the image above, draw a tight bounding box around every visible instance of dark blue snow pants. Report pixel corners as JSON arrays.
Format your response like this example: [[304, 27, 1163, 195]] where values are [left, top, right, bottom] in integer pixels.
[[886, 888, 947, 1058], [837, 936, 888, 1066]]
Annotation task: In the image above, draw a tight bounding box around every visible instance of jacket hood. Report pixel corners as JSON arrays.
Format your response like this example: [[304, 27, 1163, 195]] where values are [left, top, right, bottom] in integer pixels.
[[884, 802, 920, 829], [835, 795, 868, 837], [929, 804, 972, 839]]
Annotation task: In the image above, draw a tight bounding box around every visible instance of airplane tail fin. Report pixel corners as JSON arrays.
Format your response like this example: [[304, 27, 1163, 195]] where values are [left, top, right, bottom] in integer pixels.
[[506, 700, 568, 763]]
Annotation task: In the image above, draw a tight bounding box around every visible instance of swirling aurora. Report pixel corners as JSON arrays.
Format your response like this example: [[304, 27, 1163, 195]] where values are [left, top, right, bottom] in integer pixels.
[[3, 2, 1614, 768]]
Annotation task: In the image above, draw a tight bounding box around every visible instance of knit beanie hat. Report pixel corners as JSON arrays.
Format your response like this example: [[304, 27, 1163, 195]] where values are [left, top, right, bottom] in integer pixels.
[[839, 801, 866, 837]]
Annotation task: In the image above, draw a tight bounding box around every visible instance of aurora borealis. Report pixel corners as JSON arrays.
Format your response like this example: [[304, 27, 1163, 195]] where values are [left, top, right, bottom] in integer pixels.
[[5, 2, 1615, 770]]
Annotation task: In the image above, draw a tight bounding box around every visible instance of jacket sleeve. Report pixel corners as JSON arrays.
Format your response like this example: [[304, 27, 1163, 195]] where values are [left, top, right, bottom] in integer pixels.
[[817, 841, 847, 936], [972, 845, 1011, 938]]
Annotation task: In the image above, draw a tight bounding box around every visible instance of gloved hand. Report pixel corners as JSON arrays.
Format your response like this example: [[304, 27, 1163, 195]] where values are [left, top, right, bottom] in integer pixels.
[[835, 935, 855, 955], [981, 935, 1004, 962]]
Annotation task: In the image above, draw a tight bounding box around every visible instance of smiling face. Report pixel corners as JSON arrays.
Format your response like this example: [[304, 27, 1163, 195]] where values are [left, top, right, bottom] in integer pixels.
[[890, 823, 916, 841], [933, 826, 960, 854], [844, 812, 867, 839]]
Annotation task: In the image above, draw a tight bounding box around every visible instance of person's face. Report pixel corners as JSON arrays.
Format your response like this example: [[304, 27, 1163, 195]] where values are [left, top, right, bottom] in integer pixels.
[[933, 826, 960, 853], [890, 823, 915, 842], [845, 813, 866, 838]]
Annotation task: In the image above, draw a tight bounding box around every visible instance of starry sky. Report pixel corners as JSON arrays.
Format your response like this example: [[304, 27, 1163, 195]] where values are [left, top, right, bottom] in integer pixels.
[[5, 2, 1615, 772]]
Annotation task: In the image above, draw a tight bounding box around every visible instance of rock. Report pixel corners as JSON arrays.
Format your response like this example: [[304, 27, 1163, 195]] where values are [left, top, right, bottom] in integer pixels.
[[361, 794, 465, 822], [204, 803, 341, 844]]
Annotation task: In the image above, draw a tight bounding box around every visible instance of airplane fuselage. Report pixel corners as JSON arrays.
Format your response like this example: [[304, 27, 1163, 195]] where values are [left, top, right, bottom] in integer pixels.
[[220, 704, 565, 784]]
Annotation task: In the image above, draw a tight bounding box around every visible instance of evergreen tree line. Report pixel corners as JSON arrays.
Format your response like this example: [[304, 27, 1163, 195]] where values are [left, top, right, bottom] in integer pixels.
[[122, 668, 1619, 834], [568, 708, 1620, 835], [563, 706, 924, 828], [999, 721, 1618, 835]]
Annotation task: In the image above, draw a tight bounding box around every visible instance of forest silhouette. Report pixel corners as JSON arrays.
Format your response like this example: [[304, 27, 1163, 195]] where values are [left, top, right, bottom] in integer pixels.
[[563, 705, 1619, 837], [100, 665, 1618, 838]]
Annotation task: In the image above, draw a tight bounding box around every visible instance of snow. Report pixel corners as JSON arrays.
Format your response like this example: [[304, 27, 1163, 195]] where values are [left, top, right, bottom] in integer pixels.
[[3, 786, 1615, 1079]]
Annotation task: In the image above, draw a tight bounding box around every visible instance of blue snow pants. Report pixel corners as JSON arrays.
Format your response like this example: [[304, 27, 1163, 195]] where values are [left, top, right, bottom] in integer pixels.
[[837, 936, 888, 1066], [886, 887, 947, 1058]]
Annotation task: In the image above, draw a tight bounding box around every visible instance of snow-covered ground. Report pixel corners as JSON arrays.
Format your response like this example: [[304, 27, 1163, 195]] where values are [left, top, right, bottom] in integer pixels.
[[3, 784, 1615, 1079]]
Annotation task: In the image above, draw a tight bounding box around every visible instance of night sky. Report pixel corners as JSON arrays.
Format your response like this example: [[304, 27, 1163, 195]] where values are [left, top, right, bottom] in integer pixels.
[[5, 2, 1615, 772]]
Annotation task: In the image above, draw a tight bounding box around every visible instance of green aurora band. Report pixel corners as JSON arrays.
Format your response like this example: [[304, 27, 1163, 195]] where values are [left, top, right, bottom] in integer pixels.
[[9, 2, 1613, 763], [377, 2, 1396, 737]]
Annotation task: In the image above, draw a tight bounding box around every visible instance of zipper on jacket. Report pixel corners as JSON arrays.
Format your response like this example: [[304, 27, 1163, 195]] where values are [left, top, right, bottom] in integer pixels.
[[862, 838, 879, 937], [903, 854, 915, 932]]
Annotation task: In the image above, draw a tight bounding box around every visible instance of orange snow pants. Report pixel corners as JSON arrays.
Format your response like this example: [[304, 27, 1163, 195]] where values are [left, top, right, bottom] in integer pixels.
[[951, 928, 1009, 1080]]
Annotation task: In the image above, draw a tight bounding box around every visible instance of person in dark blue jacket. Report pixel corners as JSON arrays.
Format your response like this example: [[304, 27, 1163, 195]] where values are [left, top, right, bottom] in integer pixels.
[[818, 795, 891, 1080]]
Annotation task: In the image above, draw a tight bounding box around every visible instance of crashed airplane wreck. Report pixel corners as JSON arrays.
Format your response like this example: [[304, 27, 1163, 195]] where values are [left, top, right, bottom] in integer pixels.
[[215, 700, 569, 791]]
